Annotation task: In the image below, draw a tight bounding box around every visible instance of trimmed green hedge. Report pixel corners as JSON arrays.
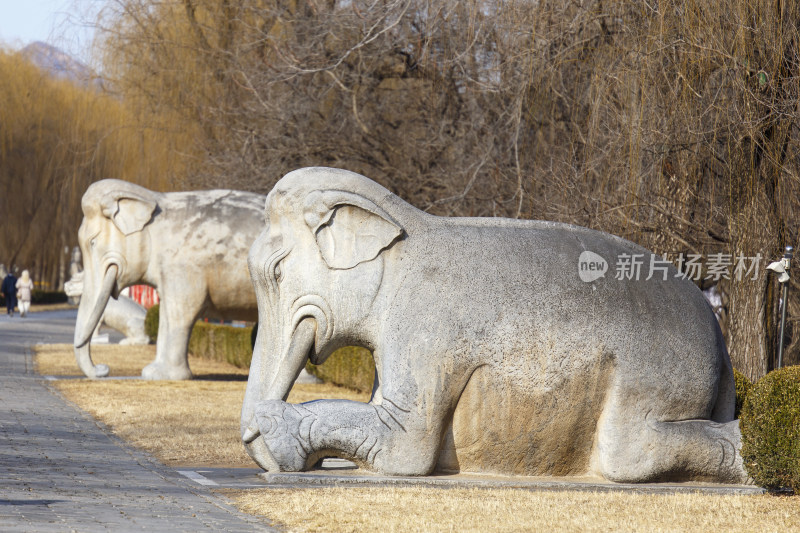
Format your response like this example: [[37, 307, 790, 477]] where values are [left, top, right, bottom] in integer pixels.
[[144, 304, 160, 342], [740, 366, 800, 492], [32, 290, 69, 304], [305, 346, 375, 393], [733, 367, 753, 419], [145, 304, 254, 367], [189, 321, 254, 369], [0, 290, 68, 306]]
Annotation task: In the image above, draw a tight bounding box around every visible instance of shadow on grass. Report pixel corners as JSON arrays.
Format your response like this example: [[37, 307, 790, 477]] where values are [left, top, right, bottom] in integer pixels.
[[41, 373, 248, 381], [192, 373, 249, 382]]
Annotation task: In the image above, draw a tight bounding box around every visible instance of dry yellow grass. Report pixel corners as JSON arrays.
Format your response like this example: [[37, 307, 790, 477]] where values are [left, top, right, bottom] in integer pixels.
[[52, 379, 369, 467], [35, 343, 249, 378], [226, 487, 800, 533], [54, 379, 252, 466], [36, 344, 368, 466], [29, 303, 77, 313], [34, 344, 799, 531]]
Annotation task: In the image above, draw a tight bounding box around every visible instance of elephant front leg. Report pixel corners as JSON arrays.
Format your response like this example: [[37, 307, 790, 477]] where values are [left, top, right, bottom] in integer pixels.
[[254, 398, 444, 476], [141, 294, 201, 380]]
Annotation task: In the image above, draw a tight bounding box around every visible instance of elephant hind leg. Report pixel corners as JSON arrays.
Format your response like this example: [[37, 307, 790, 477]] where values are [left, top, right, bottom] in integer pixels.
[[142, 287, 204, 380], [593, 402, 747, 483]]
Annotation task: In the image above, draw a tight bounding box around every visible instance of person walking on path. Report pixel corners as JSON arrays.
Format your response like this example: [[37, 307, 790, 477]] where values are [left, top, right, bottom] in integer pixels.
[[1, 270, 17, 316], [15, 270, 34, 317]]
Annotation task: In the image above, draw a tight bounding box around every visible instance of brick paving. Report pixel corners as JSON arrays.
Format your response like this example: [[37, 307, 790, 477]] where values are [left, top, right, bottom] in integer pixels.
[[0, 310, 275, 532]]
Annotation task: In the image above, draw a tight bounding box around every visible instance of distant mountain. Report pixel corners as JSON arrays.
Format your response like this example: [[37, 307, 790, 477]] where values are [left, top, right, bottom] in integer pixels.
[[20, 41, 102, 89]]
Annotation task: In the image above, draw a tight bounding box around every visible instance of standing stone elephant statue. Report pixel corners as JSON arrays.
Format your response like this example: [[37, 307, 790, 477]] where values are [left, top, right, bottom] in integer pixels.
[[241, 167, 746, 484], [74, 179, 265, 379]]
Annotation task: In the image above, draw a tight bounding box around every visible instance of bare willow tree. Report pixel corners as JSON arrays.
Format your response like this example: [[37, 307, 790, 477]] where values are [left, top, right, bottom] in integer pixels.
[[611, 1, 800, 379], [96, 0, 800, 380], [0, 49, 186, 289], [96, 0, 542, 213]]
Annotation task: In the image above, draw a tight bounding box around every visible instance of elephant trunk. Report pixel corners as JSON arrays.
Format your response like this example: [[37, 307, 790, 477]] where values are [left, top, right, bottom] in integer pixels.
[[73, 264, 117, 378], [241, 317, 316, 471]]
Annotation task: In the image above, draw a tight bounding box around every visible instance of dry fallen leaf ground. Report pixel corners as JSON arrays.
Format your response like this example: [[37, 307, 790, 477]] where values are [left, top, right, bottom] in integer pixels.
[[36, 344, 800, 532]]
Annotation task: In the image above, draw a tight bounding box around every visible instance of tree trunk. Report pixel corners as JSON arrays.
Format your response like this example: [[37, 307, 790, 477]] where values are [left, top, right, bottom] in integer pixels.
[[726, 195, 780, 382]]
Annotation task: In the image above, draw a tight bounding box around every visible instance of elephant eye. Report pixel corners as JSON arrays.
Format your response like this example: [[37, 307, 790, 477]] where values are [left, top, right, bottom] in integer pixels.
[[90, 238, 97, 248], [265, 247, 290, 292]]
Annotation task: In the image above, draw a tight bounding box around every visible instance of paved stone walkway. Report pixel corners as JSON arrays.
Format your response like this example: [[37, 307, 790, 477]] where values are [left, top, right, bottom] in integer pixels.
[[0, 310, 275, 532]]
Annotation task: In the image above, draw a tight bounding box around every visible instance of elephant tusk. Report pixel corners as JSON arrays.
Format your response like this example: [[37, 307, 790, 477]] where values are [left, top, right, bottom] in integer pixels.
[[242, 317, 317, 471], [267, 317, 317, 401], [74, 264, 118, 348], [242, 317, 316, 434]]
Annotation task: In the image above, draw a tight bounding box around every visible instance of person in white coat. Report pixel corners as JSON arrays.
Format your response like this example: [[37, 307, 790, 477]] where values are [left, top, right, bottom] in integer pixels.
[[16, 270, 34, 317]]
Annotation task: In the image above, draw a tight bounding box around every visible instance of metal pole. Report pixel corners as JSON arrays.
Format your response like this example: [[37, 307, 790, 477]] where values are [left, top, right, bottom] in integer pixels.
[[777, 246, 793, 369], [778, 283, 788, 369]]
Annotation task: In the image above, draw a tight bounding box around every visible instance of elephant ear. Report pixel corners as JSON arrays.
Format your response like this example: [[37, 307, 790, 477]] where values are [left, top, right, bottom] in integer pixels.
[[304, 190, 403, 269], [100, 191, 158, 236]]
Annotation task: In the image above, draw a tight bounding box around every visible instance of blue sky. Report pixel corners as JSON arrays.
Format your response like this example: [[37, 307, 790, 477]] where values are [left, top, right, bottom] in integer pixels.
[[0, 0, 99, 60]]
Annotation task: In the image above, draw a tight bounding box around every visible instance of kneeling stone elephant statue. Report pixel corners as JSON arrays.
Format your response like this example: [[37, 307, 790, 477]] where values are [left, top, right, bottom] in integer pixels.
[[74, 179, 264, 379], [241, 167, 746, 483]]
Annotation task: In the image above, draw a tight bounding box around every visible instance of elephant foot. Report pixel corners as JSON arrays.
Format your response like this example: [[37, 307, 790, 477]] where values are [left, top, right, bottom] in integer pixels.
[[254, 400, 315, 471], [141, 361, 193, 380], [92, 364, 110, 379]]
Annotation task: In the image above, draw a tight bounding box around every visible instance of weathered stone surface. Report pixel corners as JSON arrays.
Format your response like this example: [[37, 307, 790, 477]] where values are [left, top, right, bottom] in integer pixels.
[[73, 180, 265, 380], [241, 167, 746, 484]]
